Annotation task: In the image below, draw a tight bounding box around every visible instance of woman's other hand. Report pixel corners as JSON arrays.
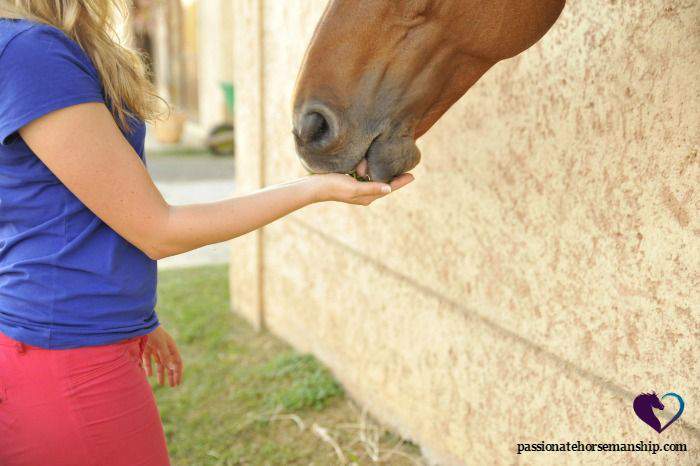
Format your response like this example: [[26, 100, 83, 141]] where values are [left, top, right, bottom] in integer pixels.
[[143, 326, 183, 387]]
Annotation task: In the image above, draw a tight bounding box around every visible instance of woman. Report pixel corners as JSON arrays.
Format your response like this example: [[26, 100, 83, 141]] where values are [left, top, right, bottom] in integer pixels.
[[0, 1, 413, 465]]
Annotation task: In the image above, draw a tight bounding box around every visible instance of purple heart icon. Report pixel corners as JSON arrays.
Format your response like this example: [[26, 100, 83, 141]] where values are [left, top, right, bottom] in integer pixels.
[[633, 392, 685, 433]]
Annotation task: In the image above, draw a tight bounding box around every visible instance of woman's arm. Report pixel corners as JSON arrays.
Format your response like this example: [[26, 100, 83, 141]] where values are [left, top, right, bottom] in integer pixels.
[[20, 103, 413, 260]]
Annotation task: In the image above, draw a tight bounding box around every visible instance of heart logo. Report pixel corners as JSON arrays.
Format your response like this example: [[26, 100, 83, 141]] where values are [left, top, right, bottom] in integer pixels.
[[632, 392, 685, 433]]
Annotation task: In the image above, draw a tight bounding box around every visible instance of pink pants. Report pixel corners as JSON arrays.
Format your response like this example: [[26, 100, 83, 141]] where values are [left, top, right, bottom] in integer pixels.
[[0, 332, 170, 466]]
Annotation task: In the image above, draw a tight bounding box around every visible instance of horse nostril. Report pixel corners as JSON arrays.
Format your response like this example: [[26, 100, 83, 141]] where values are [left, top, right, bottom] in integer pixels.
[[296, 111, 329, 145]]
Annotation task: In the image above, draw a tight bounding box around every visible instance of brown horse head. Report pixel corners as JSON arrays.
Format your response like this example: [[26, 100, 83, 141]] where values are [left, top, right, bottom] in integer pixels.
[[292, 0, 566, 182]]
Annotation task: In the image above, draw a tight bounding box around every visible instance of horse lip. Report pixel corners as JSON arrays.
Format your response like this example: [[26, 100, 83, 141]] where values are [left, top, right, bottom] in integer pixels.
[[363, 135, 381, 160], [350, 134, 382, 176]]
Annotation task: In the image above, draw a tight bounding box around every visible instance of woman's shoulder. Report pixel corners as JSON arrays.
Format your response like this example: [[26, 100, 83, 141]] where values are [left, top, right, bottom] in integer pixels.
[[0, 18, 105, 146], [0, 19, 90, 66], [0, 18, 35, 53]]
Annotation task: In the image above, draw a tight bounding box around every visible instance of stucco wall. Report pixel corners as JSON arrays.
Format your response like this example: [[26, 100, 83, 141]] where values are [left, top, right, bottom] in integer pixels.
[[229, 1, 699, 464]]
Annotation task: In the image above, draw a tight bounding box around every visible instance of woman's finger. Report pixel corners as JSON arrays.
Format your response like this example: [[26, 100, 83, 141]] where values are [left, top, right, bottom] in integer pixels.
[[142, 348, 153, 376], [166, 358, 175, 387], [167, 339, 184, 386], [389, 173, 414, 191], [152, 350, 165, 386], [354, 181, 392, 198], [158, 347, 177, 387], [352, 174, 413, 201], [351, 174, 414, 205]]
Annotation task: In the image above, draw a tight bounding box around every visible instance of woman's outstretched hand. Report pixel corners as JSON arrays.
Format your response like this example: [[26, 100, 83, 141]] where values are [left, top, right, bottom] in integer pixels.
[[143, 326, 183, 387], [310, 172, 414, 205], [18, 102, 415, 261]]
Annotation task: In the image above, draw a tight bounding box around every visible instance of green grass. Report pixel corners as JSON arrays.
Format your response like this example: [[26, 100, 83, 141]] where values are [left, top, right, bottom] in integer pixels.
[[259, 354, 343, 411], [154, 265, 423, 466]]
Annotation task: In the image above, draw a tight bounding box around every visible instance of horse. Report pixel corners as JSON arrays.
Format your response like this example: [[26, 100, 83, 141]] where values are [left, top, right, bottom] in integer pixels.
[[292, 0, 567, 182], [633, 392, 664, 433]]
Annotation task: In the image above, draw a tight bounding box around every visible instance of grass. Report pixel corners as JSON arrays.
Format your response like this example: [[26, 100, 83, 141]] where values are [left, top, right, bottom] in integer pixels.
[[154, 265, 424, 466]]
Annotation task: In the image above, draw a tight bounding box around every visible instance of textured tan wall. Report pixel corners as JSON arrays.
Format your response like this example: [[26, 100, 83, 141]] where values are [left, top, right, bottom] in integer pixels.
[[229, 1, 700, 464]]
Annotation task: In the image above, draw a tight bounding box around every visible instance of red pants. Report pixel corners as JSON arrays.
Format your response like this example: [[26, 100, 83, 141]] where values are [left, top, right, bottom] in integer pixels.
[[0, 332, 170, 466]]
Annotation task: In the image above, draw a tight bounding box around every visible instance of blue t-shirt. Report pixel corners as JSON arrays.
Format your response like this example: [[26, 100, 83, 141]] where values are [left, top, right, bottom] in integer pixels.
[[0, 19, 159, 349]]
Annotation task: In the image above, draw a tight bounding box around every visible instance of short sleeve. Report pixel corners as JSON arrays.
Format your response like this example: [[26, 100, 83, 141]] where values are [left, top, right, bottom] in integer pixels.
[[0, 25, 105, 145]]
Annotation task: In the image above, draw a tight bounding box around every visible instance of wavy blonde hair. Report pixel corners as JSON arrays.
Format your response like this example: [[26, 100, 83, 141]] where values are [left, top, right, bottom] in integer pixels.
[[0, 0, 162, 130]]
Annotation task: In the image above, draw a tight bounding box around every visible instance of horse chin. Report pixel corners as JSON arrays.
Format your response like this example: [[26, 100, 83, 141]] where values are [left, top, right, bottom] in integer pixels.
[[365, 136, 421, 182]]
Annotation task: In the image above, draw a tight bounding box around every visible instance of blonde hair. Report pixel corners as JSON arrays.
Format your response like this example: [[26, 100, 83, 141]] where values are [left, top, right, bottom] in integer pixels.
[[0, 0, 162, 130]]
